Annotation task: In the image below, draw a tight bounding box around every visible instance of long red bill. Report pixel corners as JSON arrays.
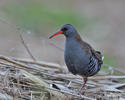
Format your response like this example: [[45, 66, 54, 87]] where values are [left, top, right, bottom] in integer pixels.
[[49, 30, 63, 39]]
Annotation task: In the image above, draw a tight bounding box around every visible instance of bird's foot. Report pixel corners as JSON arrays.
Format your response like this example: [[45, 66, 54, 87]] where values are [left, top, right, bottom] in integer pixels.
[[78, 77, 88, 94], [78, 85, 86, 95], [78, 89, 86, 95]]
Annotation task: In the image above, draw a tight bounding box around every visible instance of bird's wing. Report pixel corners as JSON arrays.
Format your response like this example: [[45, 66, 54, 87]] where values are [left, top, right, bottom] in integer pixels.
[[74, 33, 103, 66], [84, 42, 103, 66]]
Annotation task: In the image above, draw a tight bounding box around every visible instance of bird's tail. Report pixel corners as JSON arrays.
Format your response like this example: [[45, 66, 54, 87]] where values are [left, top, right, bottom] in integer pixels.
[[102, 56, 104, 60]]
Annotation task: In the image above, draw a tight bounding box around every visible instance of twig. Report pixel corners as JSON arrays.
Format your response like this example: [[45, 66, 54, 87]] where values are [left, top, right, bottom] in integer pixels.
[[103, 64, 125, 74], [89, 75, 125, 80], [0, 55, 125, 99], [0, 55, 36, 70], [0, 17, 36, 62], [47, 87, 96, 100], [19, 34, 36, 61], [20, 69, 95, 100], [12, 57, 61, 68]]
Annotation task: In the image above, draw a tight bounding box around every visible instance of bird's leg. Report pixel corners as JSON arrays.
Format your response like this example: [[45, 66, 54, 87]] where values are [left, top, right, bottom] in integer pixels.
[[79, 77, 88, 92]]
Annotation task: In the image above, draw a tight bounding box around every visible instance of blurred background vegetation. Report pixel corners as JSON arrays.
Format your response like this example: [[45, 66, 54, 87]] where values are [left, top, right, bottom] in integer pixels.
[[0, 0, 125, 72]]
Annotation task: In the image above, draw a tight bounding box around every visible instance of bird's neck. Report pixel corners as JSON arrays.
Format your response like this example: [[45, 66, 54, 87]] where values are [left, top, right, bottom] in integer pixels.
[[65, 33, 83, 48], [74, 33, 83, 42]]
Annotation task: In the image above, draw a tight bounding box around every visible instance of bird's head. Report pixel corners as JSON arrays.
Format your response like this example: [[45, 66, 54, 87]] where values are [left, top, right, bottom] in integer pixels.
[[49, 24, 77, 39]]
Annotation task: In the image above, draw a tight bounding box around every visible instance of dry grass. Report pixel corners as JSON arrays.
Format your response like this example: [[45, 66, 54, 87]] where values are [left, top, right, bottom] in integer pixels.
[[0, 55, 125, 100]]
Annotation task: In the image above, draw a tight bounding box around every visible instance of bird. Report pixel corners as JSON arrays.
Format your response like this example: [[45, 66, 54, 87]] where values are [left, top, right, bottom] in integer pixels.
[[49, 24, 103, 91]]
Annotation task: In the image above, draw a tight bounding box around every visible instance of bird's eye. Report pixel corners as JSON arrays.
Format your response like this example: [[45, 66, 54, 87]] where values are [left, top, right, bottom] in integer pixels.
[[62, 27, 68, 31]]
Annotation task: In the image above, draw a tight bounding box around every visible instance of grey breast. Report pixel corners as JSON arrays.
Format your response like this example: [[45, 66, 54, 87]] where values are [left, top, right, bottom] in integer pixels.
[[64, 38, 91, 75]]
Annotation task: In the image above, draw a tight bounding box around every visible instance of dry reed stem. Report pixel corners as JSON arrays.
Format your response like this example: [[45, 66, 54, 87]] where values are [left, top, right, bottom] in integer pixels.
[[0, 55, 125, 100]]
